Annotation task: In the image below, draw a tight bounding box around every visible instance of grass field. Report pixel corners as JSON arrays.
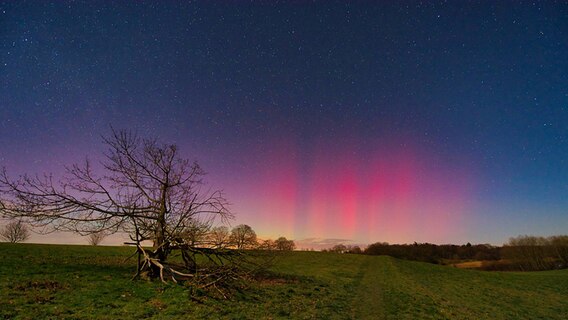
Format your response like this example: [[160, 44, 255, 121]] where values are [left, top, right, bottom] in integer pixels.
[[1, 243, 567, 319]]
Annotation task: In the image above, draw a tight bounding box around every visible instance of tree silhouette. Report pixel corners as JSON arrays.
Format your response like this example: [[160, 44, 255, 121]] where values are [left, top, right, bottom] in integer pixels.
[[208, 226, 231, 249], [0, 220, 30, 243], [230, 224, 257, 249], [274, 237, 295, 251], [87, 231, 106, 246], [0, 129, 247, 284]]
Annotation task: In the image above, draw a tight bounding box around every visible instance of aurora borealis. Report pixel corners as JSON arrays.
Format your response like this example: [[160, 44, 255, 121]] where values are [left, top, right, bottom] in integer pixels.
[[1, 1, 568, 246]]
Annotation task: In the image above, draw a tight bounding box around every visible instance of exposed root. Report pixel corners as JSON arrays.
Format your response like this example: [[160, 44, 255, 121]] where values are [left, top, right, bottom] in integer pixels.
[[124, 240, 273, 295]]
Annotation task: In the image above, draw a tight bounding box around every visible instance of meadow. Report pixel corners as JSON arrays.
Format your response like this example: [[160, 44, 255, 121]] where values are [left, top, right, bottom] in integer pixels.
[[1, 243, 567, 319]]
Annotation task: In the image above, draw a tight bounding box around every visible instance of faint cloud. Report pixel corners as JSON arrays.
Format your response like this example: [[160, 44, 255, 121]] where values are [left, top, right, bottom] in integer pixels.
[[296, 238, 353, 251]]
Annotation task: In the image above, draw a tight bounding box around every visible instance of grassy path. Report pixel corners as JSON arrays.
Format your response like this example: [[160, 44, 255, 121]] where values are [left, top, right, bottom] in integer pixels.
[[352, 256, 445, 319], [351, 258, 385, 319], [352, 256, 568, 319]]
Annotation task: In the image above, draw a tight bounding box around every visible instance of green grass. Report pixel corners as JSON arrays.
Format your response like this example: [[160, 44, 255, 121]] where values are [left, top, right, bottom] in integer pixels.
[[1, 243, 567, 319]]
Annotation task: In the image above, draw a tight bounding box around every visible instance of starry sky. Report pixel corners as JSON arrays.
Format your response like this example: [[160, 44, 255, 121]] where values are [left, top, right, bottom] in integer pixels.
[[1, 1, 568, 247]]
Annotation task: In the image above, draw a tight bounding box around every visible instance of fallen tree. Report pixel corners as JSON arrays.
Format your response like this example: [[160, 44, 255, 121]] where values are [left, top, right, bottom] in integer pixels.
[[0, 129, 266, 290]]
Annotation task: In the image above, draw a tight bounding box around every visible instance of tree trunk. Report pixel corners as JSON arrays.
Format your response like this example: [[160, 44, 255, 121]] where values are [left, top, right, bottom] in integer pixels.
[[154, 184, 168, 261]]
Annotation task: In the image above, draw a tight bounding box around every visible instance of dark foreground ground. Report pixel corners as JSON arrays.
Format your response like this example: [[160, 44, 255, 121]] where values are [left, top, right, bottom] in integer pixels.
[[0, 243, 567, 319]]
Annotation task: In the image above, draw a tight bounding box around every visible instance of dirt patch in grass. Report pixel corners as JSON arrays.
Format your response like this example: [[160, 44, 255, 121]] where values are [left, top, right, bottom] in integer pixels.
[[147, 298, 168, 311]]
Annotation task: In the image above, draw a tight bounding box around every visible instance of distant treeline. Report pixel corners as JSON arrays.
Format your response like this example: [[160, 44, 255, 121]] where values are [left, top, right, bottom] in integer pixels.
[[349, 235, 568, 271], [364, 242, 499, 264], [499, 235, 568, 271]]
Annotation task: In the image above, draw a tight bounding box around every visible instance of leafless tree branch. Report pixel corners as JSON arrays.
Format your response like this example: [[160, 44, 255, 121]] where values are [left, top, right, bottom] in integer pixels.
[[0, 129, 266, 289]]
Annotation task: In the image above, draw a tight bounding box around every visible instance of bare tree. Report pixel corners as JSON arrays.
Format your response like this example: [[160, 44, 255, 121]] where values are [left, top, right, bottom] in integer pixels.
[[230, 224, 257, 249], [0, 220, 30, 243], [346, 245, 362, 254], [549, 235, 568, 266], [208, 226, 230, 248], [331, 244, 347, 253], [259, 239, 275, 250], [504, 235, 549, 271], [274, 237, 295, 251], [87, 231, 106, 246], [0, 129, 248, 285], [180, 220, 210, 247]]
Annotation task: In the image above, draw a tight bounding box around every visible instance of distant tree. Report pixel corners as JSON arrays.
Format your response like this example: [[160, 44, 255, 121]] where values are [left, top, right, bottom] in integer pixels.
[[230, 224, 257, 249], [0, 220, 30, 243], [503, 235, 549, 271], [472, 244, 500, 261], [331, 244, 347, 253], [258, 239, 275, 250], [275, 237, 295, 251], [549, 235, 568, 266], [346, 245, 362, 254], [208, 226, 230, 248], [0, 129, 239, 284], [180, 220, 209, 247], [87, 231, 106, 246]]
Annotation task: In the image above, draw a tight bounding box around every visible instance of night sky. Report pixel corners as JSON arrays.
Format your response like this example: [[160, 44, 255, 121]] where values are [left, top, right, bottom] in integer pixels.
[[1, 1, 568, 247]]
